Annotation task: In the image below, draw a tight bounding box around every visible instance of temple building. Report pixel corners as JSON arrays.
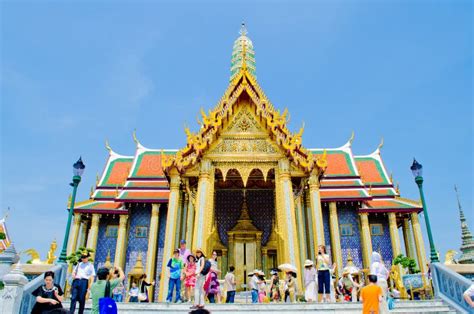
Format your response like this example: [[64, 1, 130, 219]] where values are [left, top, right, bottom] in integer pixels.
[[455, 186, 474, 264], [69, 25, 429, 301]]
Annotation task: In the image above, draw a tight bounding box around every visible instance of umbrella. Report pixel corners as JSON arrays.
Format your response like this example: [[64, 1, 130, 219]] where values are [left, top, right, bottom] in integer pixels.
[[278, 263, 297, 273]]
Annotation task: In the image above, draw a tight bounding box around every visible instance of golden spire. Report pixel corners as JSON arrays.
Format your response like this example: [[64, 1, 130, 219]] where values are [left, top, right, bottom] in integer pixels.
[[104, 250, 112, 268], [90, 186, 94, 198], [105, 139, 112, 153], [96, 172, 100, 185]]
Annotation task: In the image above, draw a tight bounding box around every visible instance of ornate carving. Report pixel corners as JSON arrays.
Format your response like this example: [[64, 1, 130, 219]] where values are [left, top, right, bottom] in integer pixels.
[[212, 139, 277, 154]]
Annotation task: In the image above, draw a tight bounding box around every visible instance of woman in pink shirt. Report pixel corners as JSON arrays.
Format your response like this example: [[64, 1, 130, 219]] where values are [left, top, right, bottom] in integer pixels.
[[184, 255, 197, 303]]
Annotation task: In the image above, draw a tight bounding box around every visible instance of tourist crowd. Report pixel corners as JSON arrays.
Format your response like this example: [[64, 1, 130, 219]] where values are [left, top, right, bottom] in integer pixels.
[[32, 240, 407, 314]]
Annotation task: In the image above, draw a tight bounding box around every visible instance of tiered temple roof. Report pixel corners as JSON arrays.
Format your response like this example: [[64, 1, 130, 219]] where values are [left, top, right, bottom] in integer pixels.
[[73, 23, 422, 216]]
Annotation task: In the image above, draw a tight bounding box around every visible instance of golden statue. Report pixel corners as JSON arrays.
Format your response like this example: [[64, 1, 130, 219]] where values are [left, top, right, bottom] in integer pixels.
[[444, 250, 458, 265], [25, 239, 58, 264], [46, 240, 57, 264]]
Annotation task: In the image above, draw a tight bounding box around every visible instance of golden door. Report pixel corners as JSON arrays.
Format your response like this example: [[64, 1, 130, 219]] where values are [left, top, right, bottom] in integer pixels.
[[234, 241, 257, 291]]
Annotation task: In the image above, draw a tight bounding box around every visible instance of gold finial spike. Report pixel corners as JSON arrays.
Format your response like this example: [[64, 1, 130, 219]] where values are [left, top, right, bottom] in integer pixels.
[[105, 139, 112, 153], [239, 22, 248, 36], [349, 131, 355, 145], [390, 172, 393, 184], [96, 173, 100, 185], [377, 137, 384, 152], [90, 186, 94, 198], [396, 183, 400, 194], [132, 129, 141, 147]]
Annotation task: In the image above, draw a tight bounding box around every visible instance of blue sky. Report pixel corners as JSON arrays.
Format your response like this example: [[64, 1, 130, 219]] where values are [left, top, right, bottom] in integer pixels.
[[1, 1, 472, 263]]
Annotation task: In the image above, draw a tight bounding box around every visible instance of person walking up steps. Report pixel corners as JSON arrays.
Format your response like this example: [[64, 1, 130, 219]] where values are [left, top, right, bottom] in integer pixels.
[[70, 251, 95, 314], [360, 274, 383, 314], [224, 266, 236, 303]]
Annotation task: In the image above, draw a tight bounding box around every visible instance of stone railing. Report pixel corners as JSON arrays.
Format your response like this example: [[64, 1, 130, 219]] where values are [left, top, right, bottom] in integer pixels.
[[18, 263, 67, 314], [430, 262, 472, 314]]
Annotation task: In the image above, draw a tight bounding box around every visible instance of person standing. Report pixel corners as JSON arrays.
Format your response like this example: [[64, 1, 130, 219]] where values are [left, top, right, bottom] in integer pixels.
[[249, 270, 260, 303], [179, 239, 191, 263], [360, 274, 383, 314], [316, 245, 331, 303], [257, 271, 267, 303], [463, 283, 474, 308], [70, 251, 96, 314], [269, 269, 281, 302], [128, 282, 139, 302], [285, 271, 297, 303], [224, 266, 236, 303], [370, 252, 389, 313], [166, 249, 184, 303], [184, 255, 197, 303], [191, 248, 206, 309], [111, 269, 124, 302], [32, 271, 67, 314], [90, 266, 125, 314], [303, 260, 317, 302], [138, 274, 155, 302]]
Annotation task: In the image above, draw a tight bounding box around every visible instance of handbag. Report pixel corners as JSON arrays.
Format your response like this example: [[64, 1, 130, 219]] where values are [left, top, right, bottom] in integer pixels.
[[138, 281, 147, 301]]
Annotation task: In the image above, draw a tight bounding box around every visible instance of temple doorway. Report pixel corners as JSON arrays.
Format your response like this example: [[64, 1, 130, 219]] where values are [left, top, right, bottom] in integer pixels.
[[213, 168, 276, 291]]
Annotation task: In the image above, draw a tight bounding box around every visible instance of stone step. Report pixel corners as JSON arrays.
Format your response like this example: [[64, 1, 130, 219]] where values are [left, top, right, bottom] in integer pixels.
[[63, 299, 455, 313]]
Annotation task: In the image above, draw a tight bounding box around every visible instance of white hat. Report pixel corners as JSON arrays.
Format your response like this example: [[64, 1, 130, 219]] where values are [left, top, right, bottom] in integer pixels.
[[304, 259, 314, 267]]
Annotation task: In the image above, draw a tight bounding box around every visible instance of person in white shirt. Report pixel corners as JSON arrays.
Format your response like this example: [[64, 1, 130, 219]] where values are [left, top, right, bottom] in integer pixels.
[[70, 251, 96, 314], [224, 266, 236, 303], [249, 270, 260, 303]]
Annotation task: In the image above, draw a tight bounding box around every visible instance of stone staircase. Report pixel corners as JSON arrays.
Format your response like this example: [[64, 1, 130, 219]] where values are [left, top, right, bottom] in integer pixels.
[[63, 299, 456, 313]]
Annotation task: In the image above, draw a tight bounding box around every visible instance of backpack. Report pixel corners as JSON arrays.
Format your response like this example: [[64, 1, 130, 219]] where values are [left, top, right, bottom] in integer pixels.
[[201, 260, 212, 276], [99, 281, 118, 314]]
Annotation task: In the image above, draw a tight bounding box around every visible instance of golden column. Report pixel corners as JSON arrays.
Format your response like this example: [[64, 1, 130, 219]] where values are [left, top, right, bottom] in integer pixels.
[[145, 204, 161, 300], [402, 217, 415, 260], [305, 191, 316, 261], [261, 248, 268, 275], [185, 193, 195, 247], [192, 159, 212, 253], [114, 214, 129, 269], [159, 168, 181, 301], [86, 214, 101, 259], [79, 220, 89, 248], [67, 214, 82, 254], [308, 171, 325, 248], [388, 213, 402, 258], [295, 196, 307, 265], [411, 212, 427, 277], [329, 202, 342, 277], [359, 212, 373, 269], [276, 159, 302, 283]]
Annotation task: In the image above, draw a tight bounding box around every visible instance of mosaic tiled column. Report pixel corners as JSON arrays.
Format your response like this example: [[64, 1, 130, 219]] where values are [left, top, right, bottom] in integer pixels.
[[308, 171, 325, 248], [388, 213, 402, 258], [305, 191, 316, 261], [329, 202, 342, 277], [192, 159, 212, 253], [359, 212, 373, 269], [402, 217, 416, 261], [277, 159, 302, 286], [159, 169, 181, 301], [145, 204, 160, 300], [262, 248, 268, 275], [79, 220, 89, 248], [295, 196, 307, 266], [180, 194, 188, 243], [114, 215, 129, 269], [411, 212, 427, 281], [185, 193, 195, 248], [86, 214, 101, 260], [67, 214, 82, 254]]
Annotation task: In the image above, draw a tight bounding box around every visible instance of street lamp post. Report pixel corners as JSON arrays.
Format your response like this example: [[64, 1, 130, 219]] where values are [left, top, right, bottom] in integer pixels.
[[58, 157, 86, 263], [410, 159, 439, 263]]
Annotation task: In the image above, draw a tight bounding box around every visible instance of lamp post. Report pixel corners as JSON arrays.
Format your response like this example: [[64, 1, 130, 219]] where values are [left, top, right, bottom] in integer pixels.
[[410, 159, 439, 263], [58, 157, 86, 263]]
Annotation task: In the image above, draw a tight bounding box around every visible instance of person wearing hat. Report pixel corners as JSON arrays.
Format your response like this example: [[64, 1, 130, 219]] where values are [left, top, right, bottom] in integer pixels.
[[166, 248, 184, 303], [249, 269, 260, 303], [257, 271, 267, 303], [70, 251, 96, 314], [179, 239, 191, 264], [303, 259, 317, 302], [285, 271, 298, 303]]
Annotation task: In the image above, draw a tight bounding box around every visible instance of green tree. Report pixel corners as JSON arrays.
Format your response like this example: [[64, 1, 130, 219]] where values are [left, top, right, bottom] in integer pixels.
[[66, 247, 95, 266], [393, 254, 420, 274]]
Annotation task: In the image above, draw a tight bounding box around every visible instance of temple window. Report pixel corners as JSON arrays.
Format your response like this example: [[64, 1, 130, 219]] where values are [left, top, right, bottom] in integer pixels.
[[340, 224, 353, 236], [135, 226, 148, 238], [370, 224, 383, 236], [106, 225, 118, 238]]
